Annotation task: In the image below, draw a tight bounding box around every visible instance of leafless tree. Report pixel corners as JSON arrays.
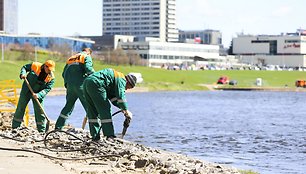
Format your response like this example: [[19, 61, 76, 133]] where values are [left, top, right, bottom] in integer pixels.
[[126, 49, 142, 66], [49, 43, 72, 61], [17, 43, 34, 60], [99, 48, 145, 66]]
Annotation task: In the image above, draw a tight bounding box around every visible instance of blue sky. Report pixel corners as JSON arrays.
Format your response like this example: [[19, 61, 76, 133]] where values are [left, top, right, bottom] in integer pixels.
[[19, 0, 306, 47]]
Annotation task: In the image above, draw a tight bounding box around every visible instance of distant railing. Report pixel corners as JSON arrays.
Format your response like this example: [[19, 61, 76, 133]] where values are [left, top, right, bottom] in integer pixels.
[[0, 80, 30, 126]]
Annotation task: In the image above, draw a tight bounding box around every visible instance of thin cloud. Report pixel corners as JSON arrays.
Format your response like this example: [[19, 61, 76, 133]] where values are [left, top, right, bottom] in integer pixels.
[[271, 6, 292, 17]]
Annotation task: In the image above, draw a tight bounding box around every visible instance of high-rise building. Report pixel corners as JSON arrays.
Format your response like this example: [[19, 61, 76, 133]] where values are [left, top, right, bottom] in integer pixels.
[[0, 0, 18, 34], [102, 0, 178, 42]]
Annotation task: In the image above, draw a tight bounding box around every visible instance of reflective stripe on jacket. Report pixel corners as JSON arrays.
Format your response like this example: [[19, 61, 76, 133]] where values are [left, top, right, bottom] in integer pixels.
[[31, 62, 54, 83], [66, 53, 86, 65]]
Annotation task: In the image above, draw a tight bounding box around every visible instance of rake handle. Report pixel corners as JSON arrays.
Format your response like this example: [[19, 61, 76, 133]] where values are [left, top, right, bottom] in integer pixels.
[[24, 78, 50, 129]]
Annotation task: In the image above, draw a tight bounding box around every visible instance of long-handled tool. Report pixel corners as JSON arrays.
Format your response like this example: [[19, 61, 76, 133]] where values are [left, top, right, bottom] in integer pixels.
[[81, 115, 88, 130], [121, 117, 130, 139], [24, 78, 50, 132]]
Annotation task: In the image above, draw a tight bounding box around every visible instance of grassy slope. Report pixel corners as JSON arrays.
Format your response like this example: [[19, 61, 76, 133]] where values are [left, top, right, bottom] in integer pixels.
[[96, 65, 306, 90], [1, 58, 306, 90]]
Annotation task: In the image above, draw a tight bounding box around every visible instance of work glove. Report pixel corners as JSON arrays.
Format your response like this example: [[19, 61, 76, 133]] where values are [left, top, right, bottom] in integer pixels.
[[123, 110, 133, 120], [32, 93, 38, 100], [20, 74, 26, 79]]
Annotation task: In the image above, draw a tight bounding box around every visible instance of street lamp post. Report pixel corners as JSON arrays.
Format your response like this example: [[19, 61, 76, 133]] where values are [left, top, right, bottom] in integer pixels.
[[35, 46, 37, 62], [34, 38, 38, 62], [1, 37, 4, 62]]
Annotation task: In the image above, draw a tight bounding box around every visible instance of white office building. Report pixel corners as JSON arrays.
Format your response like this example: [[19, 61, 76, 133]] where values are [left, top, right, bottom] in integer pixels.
[[102, 0, 178, 42], [233, 31, 306, 67], [0, 0, 18, 34], [119, 40, 221, 67]]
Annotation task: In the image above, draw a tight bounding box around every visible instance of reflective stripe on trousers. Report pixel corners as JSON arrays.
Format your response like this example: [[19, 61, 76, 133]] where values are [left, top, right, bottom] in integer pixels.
[[101, 118, 112, 123], [59, 113, 69, 119]]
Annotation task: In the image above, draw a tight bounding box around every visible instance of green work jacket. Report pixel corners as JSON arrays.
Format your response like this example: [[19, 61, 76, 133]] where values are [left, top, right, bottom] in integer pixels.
[[90, 68, 128, 110], [62, 51, 94, 86], [20, 62, 55, 100]]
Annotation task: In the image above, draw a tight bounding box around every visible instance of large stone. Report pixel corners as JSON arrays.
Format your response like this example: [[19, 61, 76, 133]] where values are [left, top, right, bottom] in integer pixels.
[[134, 159, 148, 168]]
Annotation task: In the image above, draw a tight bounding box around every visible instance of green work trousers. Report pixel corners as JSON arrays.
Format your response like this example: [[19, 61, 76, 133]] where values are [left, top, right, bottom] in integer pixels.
[[12, 89, 46, 132], [83, 76, 114, 140], [55, 83, 87, 130]]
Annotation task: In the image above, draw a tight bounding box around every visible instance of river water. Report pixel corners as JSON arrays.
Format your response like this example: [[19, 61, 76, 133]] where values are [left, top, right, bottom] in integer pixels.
[[31, 91, 305, 174]]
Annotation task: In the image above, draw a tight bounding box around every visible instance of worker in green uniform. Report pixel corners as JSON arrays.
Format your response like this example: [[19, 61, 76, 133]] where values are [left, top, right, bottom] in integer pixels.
[[12, 60, 55, 132], [55, 48, 95, 130], [83, 68, 136, 141]]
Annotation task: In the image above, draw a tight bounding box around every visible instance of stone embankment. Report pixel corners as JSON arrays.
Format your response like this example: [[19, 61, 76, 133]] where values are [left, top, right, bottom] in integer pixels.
[[48, 87, 149, 96], [0, 112, 240, 174]]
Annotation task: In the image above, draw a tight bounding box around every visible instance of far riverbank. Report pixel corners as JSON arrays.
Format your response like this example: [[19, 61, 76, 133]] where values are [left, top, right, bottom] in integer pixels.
[[2, 60, 306, 91], [47, 86, 150, 96], [47, 85, 306, 96]]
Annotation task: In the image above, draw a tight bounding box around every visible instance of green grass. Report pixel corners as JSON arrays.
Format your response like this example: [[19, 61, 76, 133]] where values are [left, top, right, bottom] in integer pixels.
[[1, 52, 306, 90], [94, 65, 306, 90]]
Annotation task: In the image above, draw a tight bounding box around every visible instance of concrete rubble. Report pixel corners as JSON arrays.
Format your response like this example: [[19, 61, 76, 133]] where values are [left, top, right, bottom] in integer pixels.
[[0, 112, 241, 174]]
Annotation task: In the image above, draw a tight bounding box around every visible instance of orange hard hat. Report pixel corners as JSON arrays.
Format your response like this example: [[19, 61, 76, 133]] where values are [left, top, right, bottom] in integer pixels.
[[44, 60, 55, 71]]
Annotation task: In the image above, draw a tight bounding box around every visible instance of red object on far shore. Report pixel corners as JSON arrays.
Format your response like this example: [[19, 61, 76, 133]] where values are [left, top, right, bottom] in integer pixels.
[[217, 76, 229, 84]]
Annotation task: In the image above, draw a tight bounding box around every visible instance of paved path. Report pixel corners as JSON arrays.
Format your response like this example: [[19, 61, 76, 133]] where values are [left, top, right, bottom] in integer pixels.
[[0, 139, 74, 174]]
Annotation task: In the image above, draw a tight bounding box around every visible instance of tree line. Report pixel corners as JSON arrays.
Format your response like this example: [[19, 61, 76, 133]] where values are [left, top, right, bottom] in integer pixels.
[[1, 43, 147, 66]]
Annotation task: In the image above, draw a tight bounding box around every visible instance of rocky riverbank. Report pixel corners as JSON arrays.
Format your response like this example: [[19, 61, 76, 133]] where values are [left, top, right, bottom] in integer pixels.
[[0, 112, 241, 174], [48, 87, 149, 96]]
